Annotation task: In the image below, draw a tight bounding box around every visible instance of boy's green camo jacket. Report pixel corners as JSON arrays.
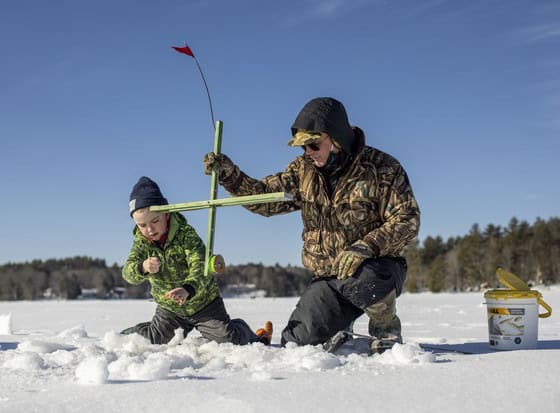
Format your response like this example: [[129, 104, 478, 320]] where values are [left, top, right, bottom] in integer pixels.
[[122, 212, 219, 316]]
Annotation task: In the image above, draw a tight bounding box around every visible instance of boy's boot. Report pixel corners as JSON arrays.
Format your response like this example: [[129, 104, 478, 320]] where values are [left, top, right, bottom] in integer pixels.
[[256, 321, 273, 345], [364, 289, 402, 354]]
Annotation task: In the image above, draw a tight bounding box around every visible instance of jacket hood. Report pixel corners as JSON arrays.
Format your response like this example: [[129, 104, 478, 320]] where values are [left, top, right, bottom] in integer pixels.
[[290, 97, 356, 156]]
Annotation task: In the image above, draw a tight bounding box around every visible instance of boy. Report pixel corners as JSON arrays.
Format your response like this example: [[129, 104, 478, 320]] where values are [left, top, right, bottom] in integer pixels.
[[121, 176, 272, 345]]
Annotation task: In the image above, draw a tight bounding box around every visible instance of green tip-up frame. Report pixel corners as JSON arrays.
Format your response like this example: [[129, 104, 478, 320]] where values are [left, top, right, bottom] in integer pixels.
[[151, 120, 292, 276]]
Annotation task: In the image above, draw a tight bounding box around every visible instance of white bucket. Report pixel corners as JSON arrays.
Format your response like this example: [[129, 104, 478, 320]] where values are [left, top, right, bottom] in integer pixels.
[[484, 289, 550, 350]]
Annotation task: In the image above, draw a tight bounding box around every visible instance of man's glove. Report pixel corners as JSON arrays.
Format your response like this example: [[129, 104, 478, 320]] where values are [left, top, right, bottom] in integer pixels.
[[203, 152, 238, 183], [332, 240, 374, 279]]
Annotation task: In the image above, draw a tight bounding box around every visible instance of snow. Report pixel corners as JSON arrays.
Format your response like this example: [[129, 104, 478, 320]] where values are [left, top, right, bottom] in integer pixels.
[[1, 290, 559, 412]]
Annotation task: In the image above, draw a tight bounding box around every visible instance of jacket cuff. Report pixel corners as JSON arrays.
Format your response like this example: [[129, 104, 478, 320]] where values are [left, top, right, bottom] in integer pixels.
[[362, 235, 381, 257], [181, 283, 196, 299], [137, 262, 149, 277]]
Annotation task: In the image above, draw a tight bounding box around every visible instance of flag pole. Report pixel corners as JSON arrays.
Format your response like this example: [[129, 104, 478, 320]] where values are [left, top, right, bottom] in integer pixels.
[[193, 57, 216, 130], [172, 44, 215, 130]]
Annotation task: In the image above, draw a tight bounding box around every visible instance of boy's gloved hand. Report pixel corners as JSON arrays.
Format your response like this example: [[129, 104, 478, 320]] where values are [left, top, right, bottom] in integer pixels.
[[203, 152, 237, 183], [332, 240, 374, 279]]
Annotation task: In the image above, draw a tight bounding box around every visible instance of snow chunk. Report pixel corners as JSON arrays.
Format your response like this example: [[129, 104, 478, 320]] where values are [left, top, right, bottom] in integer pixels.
[[3, 352, 46, 370], [102, 330, 154, 354], [108, 353, 172, 381], [376, 343, 435, 365], [0, 313, 12, 335], [58, 325, 89, 339], [167, 328, 185, 346], [76, 357, 109, 385], [45, 349, 76, 367], [280, 343, 341, 371]]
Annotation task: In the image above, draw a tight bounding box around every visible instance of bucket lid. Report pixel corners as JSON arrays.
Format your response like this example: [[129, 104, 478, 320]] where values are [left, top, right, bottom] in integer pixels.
[[496, 268, 530, 291], [491, 268, 552, 318], [484, 289, 541, 300]]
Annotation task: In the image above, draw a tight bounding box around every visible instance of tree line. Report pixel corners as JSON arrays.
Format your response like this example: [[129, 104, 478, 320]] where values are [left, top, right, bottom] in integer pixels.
[[0, 257, 313, 301], [0, 216, 558, 300], [405, 217, 560, 292]]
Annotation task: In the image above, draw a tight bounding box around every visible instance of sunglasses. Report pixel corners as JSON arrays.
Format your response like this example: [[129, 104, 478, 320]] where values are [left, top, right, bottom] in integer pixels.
[[302, 141, 322, 152]]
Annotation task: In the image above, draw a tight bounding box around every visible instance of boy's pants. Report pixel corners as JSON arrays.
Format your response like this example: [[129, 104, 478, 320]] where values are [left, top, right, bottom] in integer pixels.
[[280, 256, 406, 346], [122, 296, 259, 345]]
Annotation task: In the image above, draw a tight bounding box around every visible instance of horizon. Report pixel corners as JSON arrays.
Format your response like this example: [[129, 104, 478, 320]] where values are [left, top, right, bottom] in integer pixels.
[[2, 1, 559, 266], [1, 212, 556, 267]]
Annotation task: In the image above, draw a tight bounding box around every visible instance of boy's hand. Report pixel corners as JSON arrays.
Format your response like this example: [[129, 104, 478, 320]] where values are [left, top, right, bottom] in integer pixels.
[[163, 288, 189, 305], [142, 257, 161, 274]]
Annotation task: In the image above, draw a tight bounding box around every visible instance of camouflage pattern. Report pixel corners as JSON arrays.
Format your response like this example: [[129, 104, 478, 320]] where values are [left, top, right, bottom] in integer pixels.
[[288, 130, 322, 147], [366, 289, 403, 353], [219, 127, 421, 277], [365, 289, 402, 340], [122, 212, 219, 316]]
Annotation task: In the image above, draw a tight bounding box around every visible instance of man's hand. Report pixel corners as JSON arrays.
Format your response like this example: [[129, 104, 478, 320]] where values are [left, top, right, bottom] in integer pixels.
[[163, 287, 189, 305], [203, 152, 237, 182], [142, 257, 161, 274], [332, 240, 374, 279]]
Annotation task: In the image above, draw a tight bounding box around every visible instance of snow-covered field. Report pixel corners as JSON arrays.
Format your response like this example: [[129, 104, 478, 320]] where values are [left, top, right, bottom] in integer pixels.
[[1, 289, 559, 413]]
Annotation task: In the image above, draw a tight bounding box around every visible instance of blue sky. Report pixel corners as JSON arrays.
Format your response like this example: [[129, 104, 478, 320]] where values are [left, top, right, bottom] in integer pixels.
[[1, 0, 559, 266]]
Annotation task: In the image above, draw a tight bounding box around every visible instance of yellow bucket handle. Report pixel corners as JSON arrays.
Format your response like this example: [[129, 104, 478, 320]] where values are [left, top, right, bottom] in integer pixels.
[[538, 297, 552, 318], [495, 268, 552, 318]]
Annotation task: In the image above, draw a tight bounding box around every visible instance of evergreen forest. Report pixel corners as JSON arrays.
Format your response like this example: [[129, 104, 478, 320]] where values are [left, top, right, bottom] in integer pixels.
[[1, 217, 558, 300]]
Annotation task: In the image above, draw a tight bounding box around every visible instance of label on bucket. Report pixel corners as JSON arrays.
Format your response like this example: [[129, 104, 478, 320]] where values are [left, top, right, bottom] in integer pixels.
[[488, 308, 525, 337], [486, 299, 538, 350]]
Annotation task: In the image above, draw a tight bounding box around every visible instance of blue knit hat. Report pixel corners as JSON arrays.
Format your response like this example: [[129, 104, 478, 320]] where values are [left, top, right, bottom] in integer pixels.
[[128, 176, 168, 216]]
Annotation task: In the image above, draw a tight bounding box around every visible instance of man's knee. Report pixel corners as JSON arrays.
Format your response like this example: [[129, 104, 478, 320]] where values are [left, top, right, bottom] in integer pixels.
[[280, 319, 319, 346], [281, 280, 362, 346]]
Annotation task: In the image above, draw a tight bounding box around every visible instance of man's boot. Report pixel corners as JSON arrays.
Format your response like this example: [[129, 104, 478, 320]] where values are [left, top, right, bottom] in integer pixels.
[[364, 289, 402, 354]]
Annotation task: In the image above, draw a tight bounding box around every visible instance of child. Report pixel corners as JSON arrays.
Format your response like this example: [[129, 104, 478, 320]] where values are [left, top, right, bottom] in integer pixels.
[[121, 176, 272, 345]]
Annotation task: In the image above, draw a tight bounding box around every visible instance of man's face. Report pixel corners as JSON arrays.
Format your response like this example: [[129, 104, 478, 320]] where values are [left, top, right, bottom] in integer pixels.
[[132, 210, 168, 242], [302, 133, 339, 168]]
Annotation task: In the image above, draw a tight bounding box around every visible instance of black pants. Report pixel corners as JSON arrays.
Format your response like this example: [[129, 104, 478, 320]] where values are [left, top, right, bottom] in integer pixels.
[[281, 257, 406, 346], [122, 296, 258, 345]]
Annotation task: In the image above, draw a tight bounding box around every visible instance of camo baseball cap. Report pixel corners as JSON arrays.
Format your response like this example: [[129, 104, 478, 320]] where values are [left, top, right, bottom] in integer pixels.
[[288, 130, 323, 147]]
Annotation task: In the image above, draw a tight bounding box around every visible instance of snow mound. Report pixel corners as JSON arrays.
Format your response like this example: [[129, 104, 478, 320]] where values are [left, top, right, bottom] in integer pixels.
[[76, 357, 109, 385], [109, 353, 172, 381], [3, 352, 46, 370], [0, 325, 437, 386], [0, 313, 12, 335], [58, 325, 89, 339], [376, 343, 436, 364]]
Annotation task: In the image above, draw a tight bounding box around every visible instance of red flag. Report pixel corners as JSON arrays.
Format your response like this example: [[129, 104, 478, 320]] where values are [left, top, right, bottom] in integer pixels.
[[172, 45, 194, 58]]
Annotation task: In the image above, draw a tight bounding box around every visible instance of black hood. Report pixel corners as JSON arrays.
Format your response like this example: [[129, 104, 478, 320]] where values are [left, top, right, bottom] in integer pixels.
[[291, 97, 356, 156]]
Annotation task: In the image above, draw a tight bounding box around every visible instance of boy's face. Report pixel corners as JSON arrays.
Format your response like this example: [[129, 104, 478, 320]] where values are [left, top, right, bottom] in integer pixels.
[[132, 209, 168, 242]]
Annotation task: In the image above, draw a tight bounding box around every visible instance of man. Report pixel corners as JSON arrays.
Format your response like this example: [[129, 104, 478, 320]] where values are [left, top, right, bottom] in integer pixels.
[[203, 97, 420, 353]]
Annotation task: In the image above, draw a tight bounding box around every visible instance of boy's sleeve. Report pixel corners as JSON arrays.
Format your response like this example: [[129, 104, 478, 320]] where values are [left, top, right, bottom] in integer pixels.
[[122, 239, 149, 285], [179, 224, 207, 297]]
